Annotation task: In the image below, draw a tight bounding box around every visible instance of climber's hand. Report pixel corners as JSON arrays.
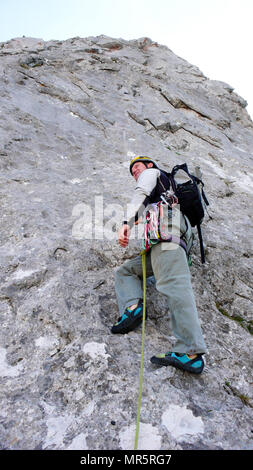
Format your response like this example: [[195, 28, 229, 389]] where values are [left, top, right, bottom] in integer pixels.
[[118, 224, 131, 247]]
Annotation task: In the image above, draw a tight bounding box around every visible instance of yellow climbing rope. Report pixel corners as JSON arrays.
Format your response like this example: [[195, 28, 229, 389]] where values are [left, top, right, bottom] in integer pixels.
[[134, 250, 147, 450]]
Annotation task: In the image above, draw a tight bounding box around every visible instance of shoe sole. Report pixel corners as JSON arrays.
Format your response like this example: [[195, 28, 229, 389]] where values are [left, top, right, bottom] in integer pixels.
[[150, 355, 204, 374]]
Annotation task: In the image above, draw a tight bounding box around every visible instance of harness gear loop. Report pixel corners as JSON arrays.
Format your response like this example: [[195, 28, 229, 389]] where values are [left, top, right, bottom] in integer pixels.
[[134, 250, 147, 450], [142, 201, 189, 257]]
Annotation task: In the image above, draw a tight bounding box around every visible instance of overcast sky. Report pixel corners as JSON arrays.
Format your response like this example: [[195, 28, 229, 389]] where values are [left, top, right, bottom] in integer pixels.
[[1, 0, 253, 118]]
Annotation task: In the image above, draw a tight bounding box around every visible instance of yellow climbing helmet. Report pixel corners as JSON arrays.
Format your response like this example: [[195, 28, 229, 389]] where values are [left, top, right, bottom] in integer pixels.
[[129, 155, 159, 174]]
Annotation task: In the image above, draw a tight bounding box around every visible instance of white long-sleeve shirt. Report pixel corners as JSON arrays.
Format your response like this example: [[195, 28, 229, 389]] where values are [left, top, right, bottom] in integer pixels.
[[124, 168, 161, 227]]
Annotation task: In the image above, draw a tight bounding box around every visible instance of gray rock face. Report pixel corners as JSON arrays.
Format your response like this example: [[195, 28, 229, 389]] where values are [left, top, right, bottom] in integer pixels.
[[0, 35, 252, 450]]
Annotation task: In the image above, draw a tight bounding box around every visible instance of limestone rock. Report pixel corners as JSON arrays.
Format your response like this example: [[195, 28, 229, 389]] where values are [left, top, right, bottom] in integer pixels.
[[0, 35, 252, 450]]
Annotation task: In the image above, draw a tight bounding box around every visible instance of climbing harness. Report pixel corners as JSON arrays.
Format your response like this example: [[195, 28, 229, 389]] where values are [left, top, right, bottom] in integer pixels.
[[142, 199, 189, 259], [134, 250, 147, 450]]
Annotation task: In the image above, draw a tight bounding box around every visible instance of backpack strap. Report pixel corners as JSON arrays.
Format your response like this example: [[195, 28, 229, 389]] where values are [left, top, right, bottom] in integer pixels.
[[197, 223, 205, 264]]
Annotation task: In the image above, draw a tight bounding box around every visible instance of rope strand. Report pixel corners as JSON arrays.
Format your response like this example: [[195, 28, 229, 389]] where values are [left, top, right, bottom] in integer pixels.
[[134, 251, 147, 450]]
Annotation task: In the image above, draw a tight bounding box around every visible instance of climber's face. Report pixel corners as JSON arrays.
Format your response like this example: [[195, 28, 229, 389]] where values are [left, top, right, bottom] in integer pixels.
[[131, 162, 153, 181]]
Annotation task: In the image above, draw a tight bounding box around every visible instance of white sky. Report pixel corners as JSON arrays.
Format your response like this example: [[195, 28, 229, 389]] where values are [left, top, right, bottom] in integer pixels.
[[1, 0, 253, 118]]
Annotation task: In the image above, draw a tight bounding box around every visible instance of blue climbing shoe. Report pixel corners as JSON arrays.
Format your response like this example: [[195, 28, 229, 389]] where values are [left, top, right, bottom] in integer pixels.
[[111, 300, 146, 334], [150, 352, 205, 374]]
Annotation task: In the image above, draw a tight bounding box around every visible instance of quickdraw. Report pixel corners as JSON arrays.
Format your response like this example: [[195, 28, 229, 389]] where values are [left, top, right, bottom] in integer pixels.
[[143, 203, 160, 251]]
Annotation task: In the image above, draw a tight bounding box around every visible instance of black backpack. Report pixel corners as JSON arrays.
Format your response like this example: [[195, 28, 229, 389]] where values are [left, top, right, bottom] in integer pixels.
[[166, 163, 209, 264]]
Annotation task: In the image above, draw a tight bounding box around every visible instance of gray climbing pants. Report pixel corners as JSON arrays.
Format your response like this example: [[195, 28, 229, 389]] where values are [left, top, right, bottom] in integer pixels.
[[114, 242, 207, 355]]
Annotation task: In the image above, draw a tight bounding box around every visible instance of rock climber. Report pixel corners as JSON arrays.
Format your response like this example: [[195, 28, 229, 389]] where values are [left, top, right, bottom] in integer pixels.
[[111, 156, 207, 374]]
